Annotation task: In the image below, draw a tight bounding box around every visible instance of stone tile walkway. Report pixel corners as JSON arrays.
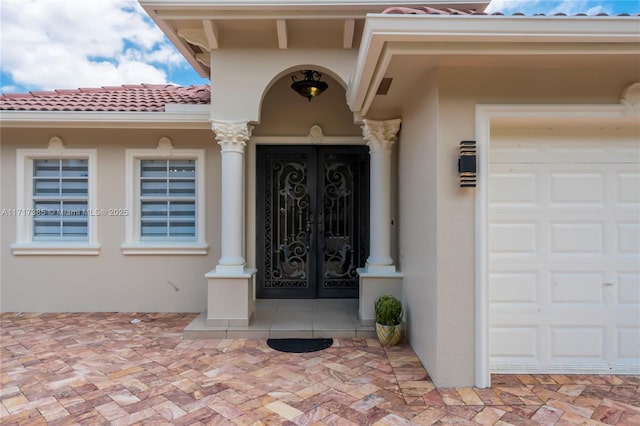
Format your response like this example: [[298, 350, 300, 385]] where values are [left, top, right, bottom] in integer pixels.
[[1, 313, 638, 425]]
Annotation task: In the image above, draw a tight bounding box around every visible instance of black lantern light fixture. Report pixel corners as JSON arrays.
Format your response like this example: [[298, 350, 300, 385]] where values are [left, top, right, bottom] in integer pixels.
[[291, 70, 328, 102], [458, 140, 477, 187]]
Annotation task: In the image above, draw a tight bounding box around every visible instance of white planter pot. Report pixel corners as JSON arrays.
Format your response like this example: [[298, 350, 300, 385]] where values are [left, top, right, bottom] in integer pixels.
[[375, 323, 402, 346]]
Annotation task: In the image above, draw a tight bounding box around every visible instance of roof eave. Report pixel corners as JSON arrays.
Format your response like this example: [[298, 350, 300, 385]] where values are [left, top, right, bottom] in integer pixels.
[[347, 14, 640, 116], [140, 4, 210, 78], [138, 0, 491, 12], [138, 1, 491, 78]]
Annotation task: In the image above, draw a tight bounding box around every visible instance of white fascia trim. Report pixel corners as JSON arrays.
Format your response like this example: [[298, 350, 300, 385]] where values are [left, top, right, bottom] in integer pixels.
[[0, 111, 211, 129], [141, 0, 489, 11], [474, 102, 639, 389], [347, 14, 640, 113], [146, 1, 490, 21], [11, 243, 101, 256]]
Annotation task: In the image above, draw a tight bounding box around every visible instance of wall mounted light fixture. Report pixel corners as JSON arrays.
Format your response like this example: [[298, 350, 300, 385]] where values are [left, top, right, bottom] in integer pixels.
[[458, 140, 477, 187], [291, 70, 328, 102]]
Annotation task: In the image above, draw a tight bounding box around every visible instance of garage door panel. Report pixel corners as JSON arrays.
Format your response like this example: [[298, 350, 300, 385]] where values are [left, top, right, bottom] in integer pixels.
[[550, 172, 605, 205], [549, 272, 606, 306], [617, 272, 640, 304], [617, 173, 640, 205], [549, 327, 605, 359], [617, 327, 640, 360], [617, 223, 640, 254], [550, 222, 604, 255], [491, 327, 538, 358], [490, 222, 538, 255], [490, 126, 639, 375], [490, 271, 539, 306], [491, 326, 542, 372], [490, 172, 538, 206]]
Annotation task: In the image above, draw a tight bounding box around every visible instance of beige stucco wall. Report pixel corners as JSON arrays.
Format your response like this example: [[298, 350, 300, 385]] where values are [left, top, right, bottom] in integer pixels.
[[398, 65, 639, 387], [209, 48, 357, 122], [0, 128, 220, 312], [255, 73, 361, 137], [398, 70, 440, 380]]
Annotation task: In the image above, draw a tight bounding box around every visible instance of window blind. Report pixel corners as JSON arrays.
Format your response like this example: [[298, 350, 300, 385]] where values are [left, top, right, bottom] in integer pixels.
[[140, 159, 196, 239], [32, 159, 88, 240]]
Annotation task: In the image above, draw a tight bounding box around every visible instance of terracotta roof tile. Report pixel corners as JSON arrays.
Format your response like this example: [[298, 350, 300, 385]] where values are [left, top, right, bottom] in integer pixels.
[[382, 6, 637, 16], [0, 84, 210, 112]]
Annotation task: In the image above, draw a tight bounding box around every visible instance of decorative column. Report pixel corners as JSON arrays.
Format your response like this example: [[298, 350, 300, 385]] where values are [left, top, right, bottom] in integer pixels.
[[205, 120, 256, 327], [212, 120, 252, 273], [357, 118, 403, 325], [362, 118, 401, 273]]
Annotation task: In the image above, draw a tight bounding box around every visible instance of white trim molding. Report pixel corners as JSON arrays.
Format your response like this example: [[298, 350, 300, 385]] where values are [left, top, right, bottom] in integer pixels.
[[0, 110, 211, 129], [474, 86, 640, 388], [122, 147, 208, 255], [12, 147, 100, 256], [348, 14, 640, 116]]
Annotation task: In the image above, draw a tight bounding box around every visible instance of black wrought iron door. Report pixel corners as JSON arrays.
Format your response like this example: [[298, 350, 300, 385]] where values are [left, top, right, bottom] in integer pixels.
[[257, 146, 369, 298]]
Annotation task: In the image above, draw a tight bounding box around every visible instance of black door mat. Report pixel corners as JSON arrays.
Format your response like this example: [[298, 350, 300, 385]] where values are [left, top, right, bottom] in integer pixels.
[[267, 338, 333, 353]]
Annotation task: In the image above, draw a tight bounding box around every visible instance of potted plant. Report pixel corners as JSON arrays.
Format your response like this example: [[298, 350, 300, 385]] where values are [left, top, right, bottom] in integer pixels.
[[374, 295, 403, 346]]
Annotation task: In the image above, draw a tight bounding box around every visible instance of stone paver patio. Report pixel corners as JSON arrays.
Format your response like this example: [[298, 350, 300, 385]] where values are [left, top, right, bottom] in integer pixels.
[[1, 313, 638, 425]]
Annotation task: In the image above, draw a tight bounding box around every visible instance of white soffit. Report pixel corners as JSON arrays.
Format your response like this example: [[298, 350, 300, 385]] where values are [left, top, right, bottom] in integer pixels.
[[347, 15, 640, 115], [139, 1, 491, 77]]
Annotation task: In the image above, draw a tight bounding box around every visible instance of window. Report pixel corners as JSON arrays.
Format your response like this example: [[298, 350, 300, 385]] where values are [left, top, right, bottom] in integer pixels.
[[33, 159, 89, 240], [122, 149, 208, 255], [140, 159, 196, 240], [12, 149, 99, 255]]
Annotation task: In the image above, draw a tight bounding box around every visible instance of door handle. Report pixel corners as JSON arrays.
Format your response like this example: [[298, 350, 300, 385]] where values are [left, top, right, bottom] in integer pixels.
[[305, 212, 314, 250]]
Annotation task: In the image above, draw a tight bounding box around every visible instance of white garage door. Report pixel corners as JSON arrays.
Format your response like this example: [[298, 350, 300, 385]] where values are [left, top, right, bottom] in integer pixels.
[[489, 126, 640, 374]]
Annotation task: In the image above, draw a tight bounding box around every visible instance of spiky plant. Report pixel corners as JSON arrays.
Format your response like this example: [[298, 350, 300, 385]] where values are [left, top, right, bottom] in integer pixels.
[[374, 295, 403, 326]]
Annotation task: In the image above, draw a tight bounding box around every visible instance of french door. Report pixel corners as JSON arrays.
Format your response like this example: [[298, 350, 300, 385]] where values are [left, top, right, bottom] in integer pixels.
[[256, 146, 369, 298]]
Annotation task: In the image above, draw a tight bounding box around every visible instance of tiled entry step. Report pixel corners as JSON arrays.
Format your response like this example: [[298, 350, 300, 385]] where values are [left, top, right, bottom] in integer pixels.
[[184, 299, 376, 339]]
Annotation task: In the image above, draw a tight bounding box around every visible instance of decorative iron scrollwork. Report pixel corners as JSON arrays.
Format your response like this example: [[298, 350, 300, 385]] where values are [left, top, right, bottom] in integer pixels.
[[258, 148, 369, 296], [322, 161, 358, 287], [265, 156, 309, 287]]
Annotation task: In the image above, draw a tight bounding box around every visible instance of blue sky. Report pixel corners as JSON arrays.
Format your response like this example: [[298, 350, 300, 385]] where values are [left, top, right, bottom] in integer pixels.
[[1, 0, 638, 94], [485, 0, 639, 14]]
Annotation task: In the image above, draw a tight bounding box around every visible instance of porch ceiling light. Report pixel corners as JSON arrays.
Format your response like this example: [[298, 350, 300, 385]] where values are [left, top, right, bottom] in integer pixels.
[[291, 70, 328, 102]]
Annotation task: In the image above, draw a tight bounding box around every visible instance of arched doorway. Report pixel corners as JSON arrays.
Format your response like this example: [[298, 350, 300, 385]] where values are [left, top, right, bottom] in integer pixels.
[[252, 71, 369, 298]]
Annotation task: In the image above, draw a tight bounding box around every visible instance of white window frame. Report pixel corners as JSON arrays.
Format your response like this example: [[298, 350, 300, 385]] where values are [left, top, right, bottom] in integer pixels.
[[122, 149, 208, 255], [12, 149, 100, 255]]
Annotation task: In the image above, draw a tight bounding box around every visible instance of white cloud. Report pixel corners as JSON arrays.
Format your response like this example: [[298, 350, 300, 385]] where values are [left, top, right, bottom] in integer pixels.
[[141, 46, 185, 66], [485, 0, 544, 13], [584, 5, 608, 14], [1, 85, 20, 94], [0, 0, 187, 91], [548, 1, 608, 14], [485, 0, 616, 15]]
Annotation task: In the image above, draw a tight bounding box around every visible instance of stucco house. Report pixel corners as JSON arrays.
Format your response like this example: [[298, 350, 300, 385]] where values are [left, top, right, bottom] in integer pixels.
[[1, 0, 639, 388]]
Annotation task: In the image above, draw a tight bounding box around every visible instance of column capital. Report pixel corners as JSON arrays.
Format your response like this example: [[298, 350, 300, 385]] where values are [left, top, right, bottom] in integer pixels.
[[211, 120, 253, 153], [362, 118, 402, 153]]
